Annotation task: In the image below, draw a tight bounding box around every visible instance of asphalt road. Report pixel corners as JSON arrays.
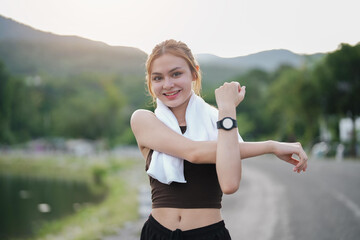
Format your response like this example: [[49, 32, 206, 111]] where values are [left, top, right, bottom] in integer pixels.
[[222, 155, 360, 240]]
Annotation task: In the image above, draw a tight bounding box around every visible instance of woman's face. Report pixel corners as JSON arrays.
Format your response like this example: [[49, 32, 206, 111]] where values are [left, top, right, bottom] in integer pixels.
[[150, 53, 195, 110]]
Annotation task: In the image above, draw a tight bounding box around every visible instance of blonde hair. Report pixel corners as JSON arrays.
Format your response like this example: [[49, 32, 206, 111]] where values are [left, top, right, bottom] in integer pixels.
[[146, 39, 202, 101]]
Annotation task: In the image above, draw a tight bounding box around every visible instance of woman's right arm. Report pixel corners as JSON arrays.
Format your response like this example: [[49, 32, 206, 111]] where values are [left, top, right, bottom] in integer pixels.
[[130, 109, 216, 162], [131, 110, 308, 172]]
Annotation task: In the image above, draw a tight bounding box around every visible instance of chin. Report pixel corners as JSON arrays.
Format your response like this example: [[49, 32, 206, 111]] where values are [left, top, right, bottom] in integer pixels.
[[163, 101, 180, 108], [161, 99, 182, 108]]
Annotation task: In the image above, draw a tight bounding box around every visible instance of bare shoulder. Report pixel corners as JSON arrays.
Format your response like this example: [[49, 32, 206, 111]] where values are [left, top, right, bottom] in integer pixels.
[[130, 109, 159, 133], [131, 109, 154, 120], [130, 110, 155, 159], [131, 109, 155, 126]]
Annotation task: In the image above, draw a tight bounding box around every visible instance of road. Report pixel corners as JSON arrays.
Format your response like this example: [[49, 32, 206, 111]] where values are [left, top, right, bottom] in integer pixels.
[[106, 155, 360, 240], [222, 155, 360, 240]]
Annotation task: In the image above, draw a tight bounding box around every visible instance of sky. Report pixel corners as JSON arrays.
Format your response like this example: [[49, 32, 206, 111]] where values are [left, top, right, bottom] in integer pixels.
[[0, 0, 359, 57]]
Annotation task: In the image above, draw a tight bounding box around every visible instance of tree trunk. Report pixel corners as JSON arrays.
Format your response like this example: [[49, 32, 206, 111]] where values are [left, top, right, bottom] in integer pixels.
[[350, 116, 357, 158]]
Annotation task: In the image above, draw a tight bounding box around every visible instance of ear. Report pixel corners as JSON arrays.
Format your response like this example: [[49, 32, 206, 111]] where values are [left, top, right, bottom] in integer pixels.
[[192, 73, 197, 81], [192, 65, 200, 81]]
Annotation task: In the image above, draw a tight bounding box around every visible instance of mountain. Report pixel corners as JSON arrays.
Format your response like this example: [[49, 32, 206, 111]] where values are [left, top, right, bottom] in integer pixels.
[[0, 15, 324, 83], [195, 50, 324, 86], [0, 15, 148, 77], [197, 49, 312, 70]]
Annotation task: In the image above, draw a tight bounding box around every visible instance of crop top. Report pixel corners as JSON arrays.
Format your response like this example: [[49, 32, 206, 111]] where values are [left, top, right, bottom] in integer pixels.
[[145, 126, 223, 209]]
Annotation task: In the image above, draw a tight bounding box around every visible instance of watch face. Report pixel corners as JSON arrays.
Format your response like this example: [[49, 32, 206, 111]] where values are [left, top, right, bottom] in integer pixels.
[[223, 118, 233, 129]]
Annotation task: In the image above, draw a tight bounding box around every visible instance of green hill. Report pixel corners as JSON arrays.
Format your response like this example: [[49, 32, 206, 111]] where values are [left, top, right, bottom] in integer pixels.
[[0, 14, 326, 145], [196, 50, 324, 86], [0, 15, 147, 77], [0, 14, 323, 85]]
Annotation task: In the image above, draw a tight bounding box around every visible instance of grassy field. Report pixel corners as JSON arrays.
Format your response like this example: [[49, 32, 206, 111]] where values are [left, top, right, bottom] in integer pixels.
[[0, 152, 143, 240]]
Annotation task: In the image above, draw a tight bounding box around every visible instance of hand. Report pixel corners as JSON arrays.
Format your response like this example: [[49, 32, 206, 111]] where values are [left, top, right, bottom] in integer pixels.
[[271, 141, 308, 173], [215, 82, 246, 110]]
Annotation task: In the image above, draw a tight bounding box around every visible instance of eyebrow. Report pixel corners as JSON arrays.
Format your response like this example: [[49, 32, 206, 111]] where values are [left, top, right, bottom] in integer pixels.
[[151, 67, 182, 75]]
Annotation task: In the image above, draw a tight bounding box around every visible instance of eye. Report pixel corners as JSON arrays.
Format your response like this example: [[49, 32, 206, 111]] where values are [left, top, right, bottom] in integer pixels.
[[152, 76, 162, 81], [172, 72, 182, 78]]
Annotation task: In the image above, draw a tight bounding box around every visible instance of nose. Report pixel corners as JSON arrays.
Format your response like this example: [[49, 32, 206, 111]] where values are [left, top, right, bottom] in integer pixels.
[[163, 76, 174, 89]]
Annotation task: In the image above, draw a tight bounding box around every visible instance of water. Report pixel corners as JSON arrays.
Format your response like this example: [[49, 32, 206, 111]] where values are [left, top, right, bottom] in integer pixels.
[[0, 174, 105, 239]]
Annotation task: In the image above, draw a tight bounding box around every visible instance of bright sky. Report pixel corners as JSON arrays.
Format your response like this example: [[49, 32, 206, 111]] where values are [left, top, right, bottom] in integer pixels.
[[1, 0, 359, 57]]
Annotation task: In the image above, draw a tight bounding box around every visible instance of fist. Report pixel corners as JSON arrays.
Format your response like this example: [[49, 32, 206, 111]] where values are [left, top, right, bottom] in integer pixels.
[[215, 82, 246, 109]]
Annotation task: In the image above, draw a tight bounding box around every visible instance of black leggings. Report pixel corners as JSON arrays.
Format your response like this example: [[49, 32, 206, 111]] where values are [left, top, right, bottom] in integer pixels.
[[140, 215, 232, 240]]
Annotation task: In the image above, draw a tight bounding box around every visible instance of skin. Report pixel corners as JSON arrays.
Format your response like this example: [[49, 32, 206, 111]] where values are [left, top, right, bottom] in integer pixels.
[[131, 53, 308, 231]]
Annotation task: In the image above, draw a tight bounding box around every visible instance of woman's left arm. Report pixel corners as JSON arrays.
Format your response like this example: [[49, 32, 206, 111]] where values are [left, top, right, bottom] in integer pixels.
[[238, 141, 308, 173], [214, 82, 245, 194], [193, 141, 308, 173]]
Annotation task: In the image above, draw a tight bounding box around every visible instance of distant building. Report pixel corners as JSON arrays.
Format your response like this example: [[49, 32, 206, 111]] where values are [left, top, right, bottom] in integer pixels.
[[65, 139, 95, 156], [339, 117, 360, 142]]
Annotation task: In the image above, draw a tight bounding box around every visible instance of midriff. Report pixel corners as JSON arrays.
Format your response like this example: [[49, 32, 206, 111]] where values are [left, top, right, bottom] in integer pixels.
[[151, 208, 222, 231], [140, 146, 223, 230]]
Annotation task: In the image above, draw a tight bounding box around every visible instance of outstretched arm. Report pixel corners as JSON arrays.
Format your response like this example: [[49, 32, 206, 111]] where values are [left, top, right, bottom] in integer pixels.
[[239, 141, 308, 173]]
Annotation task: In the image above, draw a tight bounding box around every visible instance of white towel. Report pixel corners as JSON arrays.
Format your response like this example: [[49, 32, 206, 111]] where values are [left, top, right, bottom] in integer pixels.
[[147, 92, 243, 184]]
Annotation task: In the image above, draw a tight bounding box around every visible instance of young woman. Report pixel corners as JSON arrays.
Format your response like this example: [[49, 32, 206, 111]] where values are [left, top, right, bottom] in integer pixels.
[[131, 39, 308, 240]]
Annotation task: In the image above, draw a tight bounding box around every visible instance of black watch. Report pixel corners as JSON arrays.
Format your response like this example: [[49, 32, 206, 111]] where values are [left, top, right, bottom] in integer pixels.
[[217, 117, 237, 131]]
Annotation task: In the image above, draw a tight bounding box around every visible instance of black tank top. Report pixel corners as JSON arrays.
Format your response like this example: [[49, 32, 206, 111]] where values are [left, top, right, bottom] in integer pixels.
[[146, 126, 222, 209]]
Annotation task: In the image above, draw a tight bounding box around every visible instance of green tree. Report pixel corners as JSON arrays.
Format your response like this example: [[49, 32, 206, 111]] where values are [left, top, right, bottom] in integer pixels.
[[266, 66, 320, 144], [51, 74, 128, 144], [315, 43, 360, 156], [0, 61, 43, 143], [0, 60, 14, 143], [233, 69, 271, 140]]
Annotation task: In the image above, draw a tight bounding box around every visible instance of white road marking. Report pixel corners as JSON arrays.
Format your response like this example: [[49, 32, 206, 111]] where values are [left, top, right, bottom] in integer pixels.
[[331, 190, 360, 221]]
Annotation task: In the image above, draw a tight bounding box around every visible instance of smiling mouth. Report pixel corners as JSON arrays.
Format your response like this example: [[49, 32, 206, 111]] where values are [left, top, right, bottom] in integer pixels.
[[163, 90, 181, 96]]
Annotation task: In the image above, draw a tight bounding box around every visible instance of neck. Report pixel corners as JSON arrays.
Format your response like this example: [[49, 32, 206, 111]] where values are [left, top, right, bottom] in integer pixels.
[[170, 103, 188, 126], [169, 93, 193, 126]]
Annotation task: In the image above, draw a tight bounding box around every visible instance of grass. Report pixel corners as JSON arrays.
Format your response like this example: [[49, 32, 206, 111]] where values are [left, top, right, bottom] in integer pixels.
[[34, 175, 138, 240], [0, 152, 143, 240]]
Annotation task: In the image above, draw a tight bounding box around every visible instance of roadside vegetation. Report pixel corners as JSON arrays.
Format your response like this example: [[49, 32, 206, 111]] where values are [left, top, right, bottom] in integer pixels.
[[0, 153, 141, 240], [1, 43, 359, 157]]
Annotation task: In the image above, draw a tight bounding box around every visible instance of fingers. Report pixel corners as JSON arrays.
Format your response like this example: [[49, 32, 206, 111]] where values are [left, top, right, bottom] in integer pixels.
[[239, 86, 246, 101], [215, 81, 246, 108], [288, 157, 299, 166], [226, 81, 245, 105], [293, 142, 308, 173], [218, 82, 243, 94], [221, 81, 241, 92]]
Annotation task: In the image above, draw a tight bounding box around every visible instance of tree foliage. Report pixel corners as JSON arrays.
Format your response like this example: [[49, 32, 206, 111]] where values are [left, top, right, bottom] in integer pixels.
[[0, 61, 149, 145], [315, 43, 360, 117], [265, 66, 320, 143], [314, 43, 360, 155], [1, 42, 359, 155], [0, 61, 37, 143]]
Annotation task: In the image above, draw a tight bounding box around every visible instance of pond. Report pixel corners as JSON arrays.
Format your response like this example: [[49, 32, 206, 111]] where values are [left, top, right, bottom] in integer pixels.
[[0, 174, 105, 240]]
